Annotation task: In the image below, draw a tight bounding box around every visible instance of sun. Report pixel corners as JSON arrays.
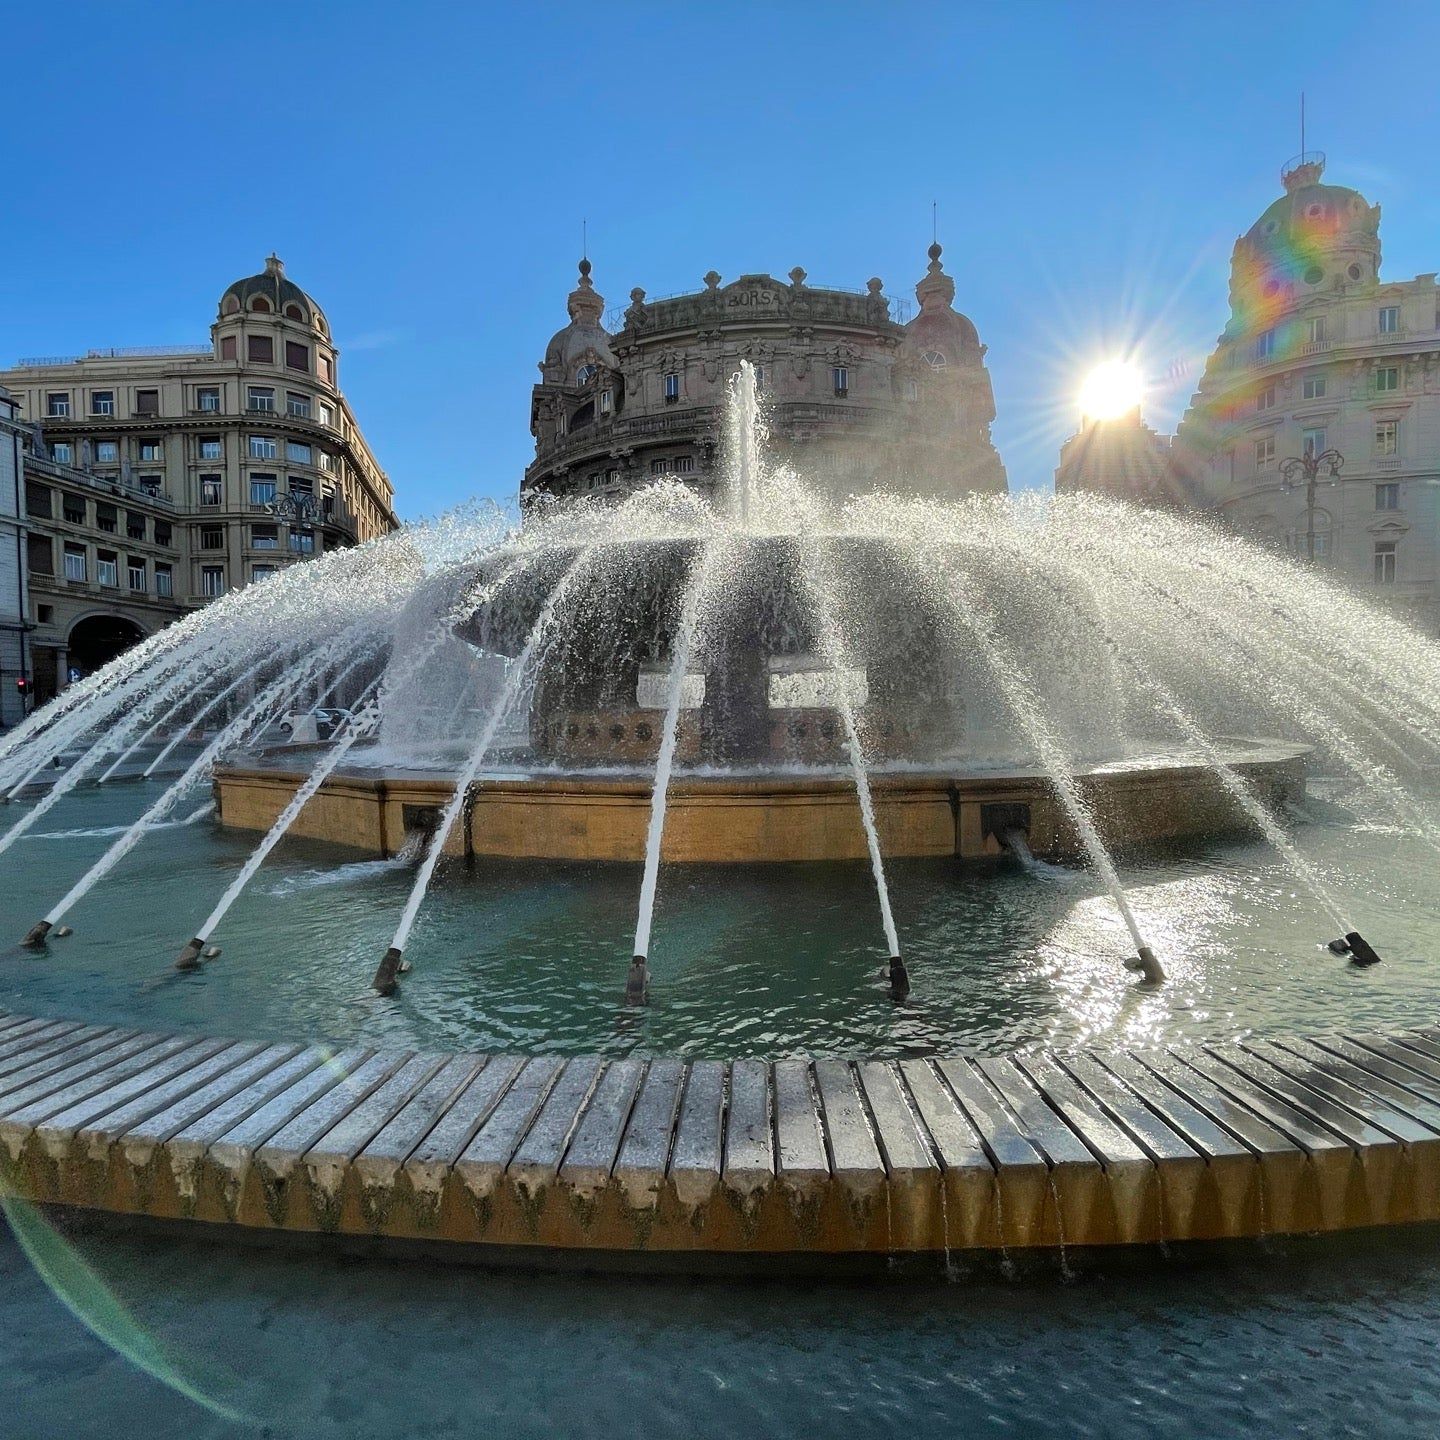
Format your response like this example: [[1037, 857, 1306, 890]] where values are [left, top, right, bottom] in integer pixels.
[[1078, 360, 1144, 421]]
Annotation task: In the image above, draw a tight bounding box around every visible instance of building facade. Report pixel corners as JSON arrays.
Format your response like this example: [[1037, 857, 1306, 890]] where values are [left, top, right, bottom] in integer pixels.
[[0, 387, 27, 728], [1055, 407, 1176, 507], [2, 256, 398, 700], [1171, 155, 1440, 628], [523, 245, 1007, 507]]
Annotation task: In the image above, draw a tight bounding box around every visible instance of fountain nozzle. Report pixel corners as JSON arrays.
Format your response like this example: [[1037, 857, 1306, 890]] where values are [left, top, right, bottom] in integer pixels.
[[888, 954, 910, 1003], [625, 955, 649, 1006], [175, 938, 205, 971], [1124, 945, 1166, 985], [20, 920, 52, 949], [373, 946, 405, 996], [1343, 931, 1383, 967], [1328, 937, 1352, 956]]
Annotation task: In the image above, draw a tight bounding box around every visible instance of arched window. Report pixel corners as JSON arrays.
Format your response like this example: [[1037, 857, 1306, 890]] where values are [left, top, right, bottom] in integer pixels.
[[250, 296, 271, 313], [921, 350, 947, 370], [222, 295, 240, 315], [285, 303, 304, 320], [576, 362, 598, 385]]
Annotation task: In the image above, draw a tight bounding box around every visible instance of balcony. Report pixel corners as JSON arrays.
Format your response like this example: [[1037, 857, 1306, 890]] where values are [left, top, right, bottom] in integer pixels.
[[1301, 340, 1333, 355]]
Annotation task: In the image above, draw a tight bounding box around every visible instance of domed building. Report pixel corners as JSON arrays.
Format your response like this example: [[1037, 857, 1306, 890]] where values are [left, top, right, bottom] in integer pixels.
[[523, 244, 1007, 507], [1171, 155, 1440, 628], [0, 254, 397, 702]]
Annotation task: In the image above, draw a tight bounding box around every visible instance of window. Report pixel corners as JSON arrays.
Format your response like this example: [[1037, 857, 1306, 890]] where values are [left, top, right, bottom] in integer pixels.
[[155, 521, 172, 547], [27, 535, 53, 575], [200, 525, 225, 550], [663, 372, 680, 402], [251, 524, 279, 550], [576, 362, 597, 385], [285, 341, 310, 372], [63, 544, 86, 582], [62, 494, 86, 524], [127, 558, 146, 592], [1379, 306, 1399, 334], [1375, 366, 1399, 392], [199, 437, 222, 460], [319, 402, 335, 428], [95, 441, 118, 464], [1256, 385, 1276, 412], [91, 391, 114, 416], [289, 475, 314, 496], [220, 336, 237, 360], [248, 386, 276, 413], [904, 378, 919, 401], [921, 350, 947, 369], [1301, 427, 1326, 458], [286, 441, 312, 465], [286, 392, 311, 418], [126, 512, 146, 541], [317, 450, 333, 472], [95, 503, 117, 534], [1307, 316, 1325, 344], [137, 474, 161, 497], [25, 483, 52, 518], [197, 386, 221, 412], [650, 458, 672, 476], [250, 565, 277, 584], [1302, 374, 1326, 400], [675, 455, 696, 474], [200, 475, 223, 506], [155, 563, 173, 597], [201, 565, 227, 598], [1312, 532, 1332, 560], [247, 335, 274, 364], [249, 434, 278, 459], [1376, 482, 1400, 510], [1375, 541, 1397, 584], [50, 441, 72, 464], [289, 530, 315, 555], [599, 389, 612, 414], [46, 392, 70, 418], [135, 389, 159, 416], [832, 366, 849, 396], [250, 475, 277, 505], [319, 354, 333, 384], [136, 440, 162, 463], [1254, 437, 1275, 467], [1376, 421, 1400, 458], [97, 551, 119, 587], [1256, 329, 1275, 359]]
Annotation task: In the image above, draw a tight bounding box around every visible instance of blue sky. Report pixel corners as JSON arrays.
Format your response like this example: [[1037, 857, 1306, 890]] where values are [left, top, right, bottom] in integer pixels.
[[2, 1, 1437, 520]]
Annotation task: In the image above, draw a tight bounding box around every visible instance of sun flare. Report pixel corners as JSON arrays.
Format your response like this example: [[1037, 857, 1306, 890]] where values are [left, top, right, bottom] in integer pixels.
[[1078, 359, 1144, 420]]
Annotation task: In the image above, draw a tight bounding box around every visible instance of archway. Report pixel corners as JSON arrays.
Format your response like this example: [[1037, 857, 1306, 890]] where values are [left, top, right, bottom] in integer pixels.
[[66, 614, 146, 682]]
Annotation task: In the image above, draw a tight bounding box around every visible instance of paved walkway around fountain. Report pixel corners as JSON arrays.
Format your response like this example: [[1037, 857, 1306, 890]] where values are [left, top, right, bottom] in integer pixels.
[[2, 1007, 1440, 1260]]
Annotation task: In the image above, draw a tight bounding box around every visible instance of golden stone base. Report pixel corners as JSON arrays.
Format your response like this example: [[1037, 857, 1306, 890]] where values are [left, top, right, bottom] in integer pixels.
[[211, 742, 1309, 863]]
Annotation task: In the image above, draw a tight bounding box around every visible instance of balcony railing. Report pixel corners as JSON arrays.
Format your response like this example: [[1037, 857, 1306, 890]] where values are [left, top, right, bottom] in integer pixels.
[[15, 344, 212, 367]]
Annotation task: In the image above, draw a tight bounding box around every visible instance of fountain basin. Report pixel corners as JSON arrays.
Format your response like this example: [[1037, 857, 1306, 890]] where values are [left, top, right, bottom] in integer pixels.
[[211, 741, 1308, 864], [2, 1004, 1439, 1266]]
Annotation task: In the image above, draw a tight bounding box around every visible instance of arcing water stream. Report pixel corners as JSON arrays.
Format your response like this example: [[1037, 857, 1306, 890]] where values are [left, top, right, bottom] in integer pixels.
[[0, 362, 1428, 1014]]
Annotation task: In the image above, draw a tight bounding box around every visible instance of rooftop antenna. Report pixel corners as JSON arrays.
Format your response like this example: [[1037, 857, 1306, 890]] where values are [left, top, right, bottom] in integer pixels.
[[1300, 91, 1305, 158], [582, 217, 587, 262], [931, 200, 937, 245]]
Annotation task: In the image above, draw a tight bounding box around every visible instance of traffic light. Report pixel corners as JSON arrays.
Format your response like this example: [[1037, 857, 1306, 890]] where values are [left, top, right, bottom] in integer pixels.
[[15, 676, 30, 697]]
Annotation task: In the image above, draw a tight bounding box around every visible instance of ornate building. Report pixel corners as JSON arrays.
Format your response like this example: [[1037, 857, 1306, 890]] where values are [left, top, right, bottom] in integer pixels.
[[1055, 407, 1176, 507], [1, 257, 398, 699], [523, 245, 1007, 507], [0, 387, 26, 728], [1171, 155, 1440, 628]]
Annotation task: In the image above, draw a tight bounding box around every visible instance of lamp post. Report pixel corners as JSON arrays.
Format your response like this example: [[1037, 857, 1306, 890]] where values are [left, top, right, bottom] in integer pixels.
[[1278, 447, 1343, 563]]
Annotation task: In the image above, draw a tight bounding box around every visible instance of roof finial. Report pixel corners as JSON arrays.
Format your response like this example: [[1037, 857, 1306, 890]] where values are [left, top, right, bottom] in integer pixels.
[[932, 199, 937, 247], [582, 216, 587, 263], [265, 252, 284, 276], [1300, 91, 1305, 161]]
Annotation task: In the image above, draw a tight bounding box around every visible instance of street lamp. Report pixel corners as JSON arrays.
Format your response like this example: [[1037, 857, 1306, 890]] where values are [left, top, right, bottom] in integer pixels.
[[1278, 446, 1343, 564]]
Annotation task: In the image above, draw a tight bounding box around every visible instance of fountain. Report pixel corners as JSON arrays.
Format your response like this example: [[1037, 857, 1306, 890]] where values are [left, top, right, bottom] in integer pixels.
[[0, 360, 1430, 1268]]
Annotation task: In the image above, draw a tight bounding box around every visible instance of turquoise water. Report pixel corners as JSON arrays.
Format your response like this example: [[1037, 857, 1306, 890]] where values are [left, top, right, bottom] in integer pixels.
[[1, 777, 1437, 1057], [4, 1217, 1440, 1438]]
